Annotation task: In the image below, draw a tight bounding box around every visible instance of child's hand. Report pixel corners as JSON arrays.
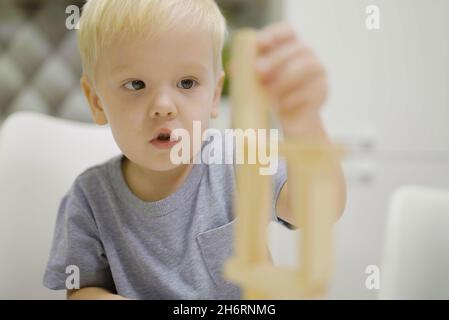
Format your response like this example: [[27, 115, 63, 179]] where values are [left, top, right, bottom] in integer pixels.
[[255, 22, 328, 138]]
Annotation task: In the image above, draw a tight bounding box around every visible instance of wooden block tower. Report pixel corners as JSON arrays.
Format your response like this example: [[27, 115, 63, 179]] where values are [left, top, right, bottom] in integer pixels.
[[224, 29, 342, 300]]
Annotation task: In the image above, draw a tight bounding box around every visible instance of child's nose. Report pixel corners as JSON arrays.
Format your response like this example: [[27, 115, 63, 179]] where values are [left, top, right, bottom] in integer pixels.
[[150, 94, 178, 119], [151, 109, 177, 119]]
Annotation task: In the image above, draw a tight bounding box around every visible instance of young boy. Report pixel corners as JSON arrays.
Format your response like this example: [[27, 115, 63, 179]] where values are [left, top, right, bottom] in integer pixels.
[[43, 0, 346, 300]]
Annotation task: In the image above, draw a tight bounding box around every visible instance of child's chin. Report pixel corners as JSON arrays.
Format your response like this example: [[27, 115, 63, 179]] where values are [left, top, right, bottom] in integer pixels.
[[148, 160, 186, 172]]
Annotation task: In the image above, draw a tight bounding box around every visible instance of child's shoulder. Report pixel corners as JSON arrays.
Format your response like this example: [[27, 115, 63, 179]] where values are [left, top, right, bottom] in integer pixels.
[[75, 154, 121, 184], [64, 154, 122, 205]]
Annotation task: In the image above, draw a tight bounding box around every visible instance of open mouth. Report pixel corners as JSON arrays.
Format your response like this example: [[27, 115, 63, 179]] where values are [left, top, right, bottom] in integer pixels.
[[155, 133, 171, 142], [150, 129, 180, 149]]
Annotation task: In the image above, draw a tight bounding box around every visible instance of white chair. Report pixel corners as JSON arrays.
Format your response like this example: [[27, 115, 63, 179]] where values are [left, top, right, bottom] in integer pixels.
[[0, 111, 120, 299], [379, 185, 449, 299]]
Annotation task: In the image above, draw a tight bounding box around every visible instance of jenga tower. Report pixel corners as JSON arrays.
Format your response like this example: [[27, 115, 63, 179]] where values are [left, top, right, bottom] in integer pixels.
[[224, 29, 342, 300]]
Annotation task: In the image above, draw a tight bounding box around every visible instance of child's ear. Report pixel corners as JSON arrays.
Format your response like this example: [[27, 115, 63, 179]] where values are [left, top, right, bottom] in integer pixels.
[[81, 76, 108, 125], [211, 71, 226, 119]]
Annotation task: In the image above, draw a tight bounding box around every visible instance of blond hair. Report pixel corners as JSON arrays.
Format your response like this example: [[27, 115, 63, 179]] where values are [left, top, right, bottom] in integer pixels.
[[77, 0, 227, 81]]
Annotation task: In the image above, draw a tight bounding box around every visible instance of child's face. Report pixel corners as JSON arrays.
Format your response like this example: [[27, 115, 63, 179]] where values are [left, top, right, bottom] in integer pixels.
[[84, 25, 225, 171]]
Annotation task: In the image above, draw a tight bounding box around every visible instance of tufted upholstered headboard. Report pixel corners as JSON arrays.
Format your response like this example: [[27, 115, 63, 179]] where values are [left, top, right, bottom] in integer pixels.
[[0, 0, 91, 123], [0, 0, 281, 127]]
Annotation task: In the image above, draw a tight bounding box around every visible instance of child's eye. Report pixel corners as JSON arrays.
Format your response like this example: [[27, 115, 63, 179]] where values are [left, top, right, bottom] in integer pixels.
[[124, 80, 146, 91], [177, 79, 197, 90]]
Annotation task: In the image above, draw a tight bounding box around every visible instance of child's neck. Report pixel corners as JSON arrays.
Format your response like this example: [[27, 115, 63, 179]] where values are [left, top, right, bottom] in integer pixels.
[[121, 157, 193, 202]]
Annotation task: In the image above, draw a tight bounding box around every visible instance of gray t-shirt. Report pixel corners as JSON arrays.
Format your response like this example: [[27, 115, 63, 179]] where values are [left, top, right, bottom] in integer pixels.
[[43, 136, 288, 299]]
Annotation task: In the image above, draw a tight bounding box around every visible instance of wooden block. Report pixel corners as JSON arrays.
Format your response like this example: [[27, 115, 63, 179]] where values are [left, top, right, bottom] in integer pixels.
[[225, 29, 340, 300], [226, 28, 273, 299]]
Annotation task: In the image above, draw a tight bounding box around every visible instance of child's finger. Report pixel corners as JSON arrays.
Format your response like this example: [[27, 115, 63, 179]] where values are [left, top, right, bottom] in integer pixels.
[[280, 78, 328, 111], [255, 42, 308, 80], [268, 56, 325, 98], [257, 22, 298, 53]]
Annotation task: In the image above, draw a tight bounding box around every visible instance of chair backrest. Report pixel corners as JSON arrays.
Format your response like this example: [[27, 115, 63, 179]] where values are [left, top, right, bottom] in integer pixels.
[[0, 111, 120, 299], [379, 185, 449, 299]]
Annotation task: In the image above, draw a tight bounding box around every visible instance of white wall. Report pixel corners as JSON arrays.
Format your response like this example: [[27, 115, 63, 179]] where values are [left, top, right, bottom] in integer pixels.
[[282, 0, 449, 299]]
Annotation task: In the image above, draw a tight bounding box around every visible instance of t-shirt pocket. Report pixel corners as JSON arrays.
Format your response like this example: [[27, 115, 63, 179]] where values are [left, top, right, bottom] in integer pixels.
[[196, 219, 241, 299]]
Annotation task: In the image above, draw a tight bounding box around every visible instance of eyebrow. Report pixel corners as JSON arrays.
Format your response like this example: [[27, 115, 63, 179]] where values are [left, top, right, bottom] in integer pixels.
[[110, 62, 210, 76], [178, 62, 209, 72], [110, 65, 130, 74], [110, 64, 140, 76]]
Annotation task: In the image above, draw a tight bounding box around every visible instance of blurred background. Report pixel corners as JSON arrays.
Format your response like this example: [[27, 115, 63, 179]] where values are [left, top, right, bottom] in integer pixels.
[[0, 0, 448, 299]]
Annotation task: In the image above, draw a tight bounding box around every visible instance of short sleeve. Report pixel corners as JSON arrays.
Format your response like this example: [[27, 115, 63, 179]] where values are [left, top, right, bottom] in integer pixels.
[[43, 182, 115, 292], [272, 159, 297, 230]]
